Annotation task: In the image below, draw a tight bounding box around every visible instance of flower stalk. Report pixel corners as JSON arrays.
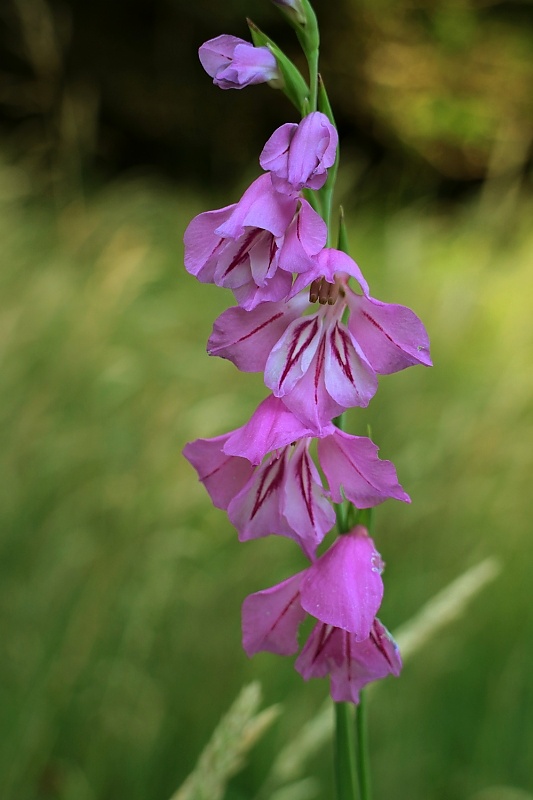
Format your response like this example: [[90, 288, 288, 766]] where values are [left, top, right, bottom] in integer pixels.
[[335, 702, 358, 800], [356, 690, 372, 800]]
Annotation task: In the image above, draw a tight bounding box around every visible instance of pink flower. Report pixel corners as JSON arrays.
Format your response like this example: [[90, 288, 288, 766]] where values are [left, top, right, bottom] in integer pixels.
[[241, 526, 401, 702], [183, 396, 408, 558], [199, 35, 279, 90], [207, 248, 431, 431], [260, 112, 338, 196], [295, 619, 402, 704], [184, 174, 327, 310]]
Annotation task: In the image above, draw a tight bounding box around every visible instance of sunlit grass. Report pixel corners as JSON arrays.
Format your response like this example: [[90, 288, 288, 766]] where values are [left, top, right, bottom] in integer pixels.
[[0, 159, 532, 799]]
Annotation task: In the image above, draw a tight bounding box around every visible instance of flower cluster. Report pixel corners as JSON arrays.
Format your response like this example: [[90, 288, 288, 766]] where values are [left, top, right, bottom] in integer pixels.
[[183, 8, 431, 704]]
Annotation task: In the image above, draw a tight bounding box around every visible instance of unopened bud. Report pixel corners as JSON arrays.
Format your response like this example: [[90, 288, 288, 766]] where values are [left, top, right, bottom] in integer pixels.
[[270, 0, 307, 26]]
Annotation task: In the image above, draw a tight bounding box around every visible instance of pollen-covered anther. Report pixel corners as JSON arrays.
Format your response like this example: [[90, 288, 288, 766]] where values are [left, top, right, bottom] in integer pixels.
[[309, 276, 341, 305]]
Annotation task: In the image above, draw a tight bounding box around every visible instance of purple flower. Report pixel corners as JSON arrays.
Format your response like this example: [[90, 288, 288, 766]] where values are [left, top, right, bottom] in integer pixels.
[[199, 35, 279, 90], [260, 112, 338, 196], [183, 174, 327, 310], [183, 396, 408, 558], [207, 248, 431, 432], [241, 526, 401, 702], [295, 619, 402, 704]]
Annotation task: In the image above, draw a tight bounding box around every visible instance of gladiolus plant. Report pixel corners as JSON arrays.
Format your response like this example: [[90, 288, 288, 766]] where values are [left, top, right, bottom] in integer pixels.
[[183, 2, 431, 797]]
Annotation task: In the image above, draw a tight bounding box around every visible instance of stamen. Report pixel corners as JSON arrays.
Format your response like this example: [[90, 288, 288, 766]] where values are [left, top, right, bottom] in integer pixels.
[[318, 278, 330, 305], [309, 275, 343, 305], [327, 281, 340, 305], [309, 278, 321, 303]]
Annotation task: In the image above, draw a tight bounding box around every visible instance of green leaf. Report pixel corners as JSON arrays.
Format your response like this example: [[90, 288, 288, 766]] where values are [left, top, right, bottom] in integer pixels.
[[248, 19, 310, 115]]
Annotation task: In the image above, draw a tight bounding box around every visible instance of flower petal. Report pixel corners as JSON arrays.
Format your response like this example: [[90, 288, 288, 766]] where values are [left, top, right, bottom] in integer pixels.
[[215, 173, 296, 240], [183, 434, 255, 509], [296, 618, 402, 703], [273, 338, 345, 434], [300, 526, 384, 639], [242, 571, 307, 656], [281, 441, 336, 559], [264, 313, 322, 397], [183, 205, 234, 282], [323, 322, 377, 409], [259, 122, 299, 174], [207, 294, 308, 372], [318, 429, 410, 506], [228, 453, 295, 542], [223, 395, 315, 465], [279, 200, 328, 274], [347, 290, 432, 373]]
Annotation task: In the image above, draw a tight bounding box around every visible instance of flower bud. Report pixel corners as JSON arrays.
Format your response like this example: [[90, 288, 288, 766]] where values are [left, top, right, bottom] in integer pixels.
[[270, 0, 307, 25], [199, 35, 279, 90], [260, 111, 338, 195]]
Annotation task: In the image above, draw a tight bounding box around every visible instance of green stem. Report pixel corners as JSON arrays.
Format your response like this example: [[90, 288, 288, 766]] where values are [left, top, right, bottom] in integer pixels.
[[307, 48, 319, 111], [356, 690, 372, 800], [335, 702, 359, 800]]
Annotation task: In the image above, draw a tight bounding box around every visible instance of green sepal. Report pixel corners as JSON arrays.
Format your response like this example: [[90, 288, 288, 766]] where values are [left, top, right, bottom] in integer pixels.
[[247, 19, 310, 115], [318, 73, 336, 128], [346, 506, 375, 535], [294, 0, 320, 58], [317, 75, 339, 241]]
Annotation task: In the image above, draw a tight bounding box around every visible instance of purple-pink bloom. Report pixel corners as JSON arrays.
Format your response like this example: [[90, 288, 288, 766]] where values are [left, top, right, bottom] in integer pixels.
[[317, 429, 410, 507], [183, 417, 334, 559], [199, 35, 279, 90], [241, 526, 401, 702], [183, 174, 327, 310], [260, 112, 338, 196], [183, 396, 408, 557], [207, 248, 431, 431], [242, 526, 383, 650], [295, 618, 402, 704], [228, 439, 336, 559]]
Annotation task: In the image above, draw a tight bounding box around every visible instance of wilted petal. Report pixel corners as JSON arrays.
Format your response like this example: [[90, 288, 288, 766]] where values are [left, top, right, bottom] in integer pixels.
[[223, 395, 315, 465], [347, 290, 432, 374], [242, 571, 307, 656], [183, 434, 255, 509], [281, 441, 336, 558], [318, 429, 410, 507], [207, 294, 308, 372], [300, 526, 384, 639]]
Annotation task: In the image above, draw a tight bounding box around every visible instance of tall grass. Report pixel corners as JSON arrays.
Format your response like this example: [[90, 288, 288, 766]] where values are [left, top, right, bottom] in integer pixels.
[[1, 158, 532, 799]]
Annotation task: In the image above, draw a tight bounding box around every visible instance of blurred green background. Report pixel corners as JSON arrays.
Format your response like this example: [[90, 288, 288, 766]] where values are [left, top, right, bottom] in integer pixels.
[[1, 1, 532, 799]]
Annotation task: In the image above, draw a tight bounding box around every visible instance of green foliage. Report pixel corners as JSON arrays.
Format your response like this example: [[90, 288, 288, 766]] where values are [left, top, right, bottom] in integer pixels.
[[1, 157, 533, 799]]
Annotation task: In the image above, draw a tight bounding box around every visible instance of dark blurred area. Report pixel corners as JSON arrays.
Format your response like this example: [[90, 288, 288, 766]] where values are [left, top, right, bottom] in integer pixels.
[[0, 0, 532, 201]]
